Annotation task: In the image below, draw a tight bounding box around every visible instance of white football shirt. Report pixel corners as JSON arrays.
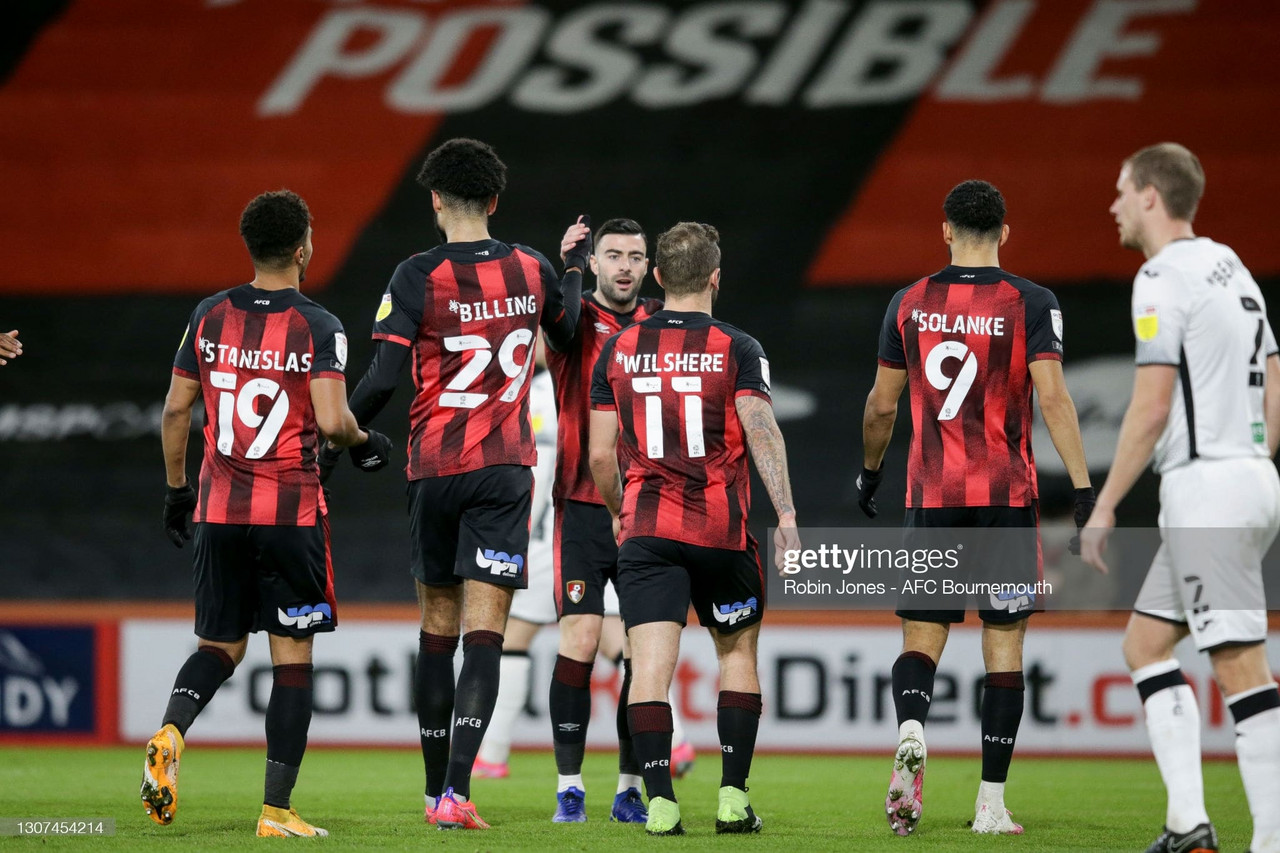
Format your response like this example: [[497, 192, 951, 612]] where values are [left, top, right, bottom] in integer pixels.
[[1131, 237, 1277, 474], [528, 368, 557, 543]]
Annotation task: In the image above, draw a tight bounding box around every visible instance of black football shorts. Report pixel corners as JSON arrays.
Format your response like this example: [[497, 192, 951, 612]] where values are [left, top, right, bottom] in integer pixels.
[[895, 504, 1041, 625], [553, 499, 619, 619], [193, 517, 337, 641], [408, 464, 532, 589], [616, 535, 764, 634]]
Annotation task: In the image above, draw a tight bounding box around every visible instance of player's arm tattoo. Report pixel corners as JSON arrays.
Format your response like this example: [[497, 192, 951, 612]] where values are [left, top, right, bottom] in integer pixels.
[[736, 395, 795, 519]]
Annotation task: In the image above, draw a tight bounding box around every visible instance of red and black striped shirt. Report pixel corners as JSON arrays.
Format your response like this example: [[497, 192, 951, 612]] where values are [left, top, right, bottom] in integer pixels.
[[878, 266, 1063, 508], [590, 311, 771, 551], [371, 239, 568, 480], [173, 284, 347, 526], [546, 295, 662, 504]]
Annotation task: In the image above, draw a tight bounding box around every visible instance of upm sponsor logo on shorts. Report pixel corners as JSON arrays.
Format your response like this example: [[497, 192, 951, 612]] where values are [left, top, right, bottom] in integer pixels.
[[277, 603, 332, 629], [711, 597, 757, 626], [476, 549, 524, 577]]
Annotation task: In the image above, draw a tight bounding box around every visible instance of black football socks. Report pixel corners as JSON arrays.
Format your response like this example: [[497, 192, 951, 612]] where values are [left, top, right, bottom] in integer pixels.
[[891, 651, 937, 729], [263, 663, 313, 809], [443, 630, 504, 800], [717, 691, 762, 790], [163, 645, 236, 736], [628, 701, 676, 802], [980, 671, 1025, 783], [416, 632, 458, 799], [550, 654, 594, 778]]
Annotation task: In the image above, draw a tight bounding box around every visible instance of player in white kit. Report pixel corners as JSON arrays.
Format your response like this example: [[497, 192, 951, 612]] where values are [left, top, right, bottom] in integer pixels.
[[1082, 143, 1280, 853]]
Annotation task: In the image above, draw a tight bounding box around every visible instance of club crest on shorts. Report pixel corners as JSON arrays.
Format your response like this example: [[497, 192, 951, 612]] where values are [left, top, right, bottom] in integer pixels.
[[566, 580, 586, 604]]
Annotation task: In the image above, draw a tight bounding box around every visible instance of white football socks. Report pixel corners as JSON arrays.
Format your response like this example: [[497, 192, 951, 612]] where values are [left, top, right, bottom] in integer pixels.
[[899, 719, 925, 745], [476, 652, 530, 766], [617, 773, 643, 795], [976, 780, 1006, 811], [557, 774, 585, 793], [1133, 660, 1209, 834], [1227, 686, 1280, 852]]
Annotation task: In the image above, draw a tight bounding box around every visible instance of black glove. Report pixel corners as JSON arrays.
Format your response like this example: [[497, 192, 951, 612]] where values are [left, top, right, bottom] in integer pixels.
[[564, 214, 592, 273], [349, 429, 393, 472], [1068, 486, 1097, 556], [163, 482, 198, 548], [317, 442, 343, 484], [856, 467, 883, 519]]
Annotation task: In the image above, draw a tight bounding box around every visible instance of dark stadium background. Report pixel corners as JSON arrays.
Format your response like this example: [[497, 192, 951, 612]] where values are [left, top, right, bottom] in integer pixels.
[[2, 0, 1277, 602]]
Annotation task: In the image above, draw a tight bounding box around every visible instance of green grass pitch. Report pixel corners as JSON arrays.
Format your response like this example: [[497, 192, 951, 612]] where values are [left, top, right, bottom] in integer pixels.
[[0, 747, 1254, 850]]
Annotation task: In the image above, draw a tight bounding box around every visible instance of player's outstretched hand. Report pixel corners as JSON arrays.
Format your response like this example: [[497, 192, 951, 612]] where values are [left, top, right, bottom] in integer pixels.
[[163, 482, 198, 548], [349, 429, 393, 472], [856, 467, 882, 518], [318, 442, 343, 484], [0, 329, 22, 365], [1079, 505, 1115, 574], [773, 517, 800, 574], [1067, 486, 1096, 555], [562, 215, 592, 272]]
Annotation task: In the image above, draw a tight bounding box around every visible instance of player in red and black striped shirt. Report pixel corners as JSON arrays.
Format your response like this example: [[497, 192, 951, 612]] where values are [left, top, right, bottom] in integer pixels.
[[589, 222, 800, 836], [148, 190, 391, 838], [333, 139, 579, 829], [859, 181, 1093, 837], [541, 217, 665, 820]]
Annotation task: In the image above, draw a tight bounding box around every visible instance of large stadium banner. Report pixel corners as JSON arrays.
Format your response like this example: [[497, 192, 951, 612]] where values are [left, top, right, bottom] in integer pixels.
[[2, 0, 1279, 295], [118, 619, 1279, 756]]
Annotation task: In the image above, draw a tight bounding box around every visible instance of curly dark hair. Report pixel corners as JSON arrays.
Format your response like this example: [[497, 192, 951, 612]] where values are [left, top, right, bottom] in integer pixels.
[[239, 190, 311, 269], [415, 138, 508, 217], [943, 180, 1005, 242], [655, 222, 720, 296]]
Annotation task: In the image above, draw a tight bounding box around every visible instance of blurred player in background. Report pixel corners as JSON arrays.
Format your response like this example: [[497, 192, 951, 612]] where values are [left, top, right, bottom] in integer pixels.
[[473, 335, 557, 778], [1083, 143, 1280, 853], [860, 180, 1093, 836], [590, 222, 799, 836], [332, 138, 578, 830], [542, 217, 678, 824], [145, 190, 391, 838], [0, 329, 22, 365]]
